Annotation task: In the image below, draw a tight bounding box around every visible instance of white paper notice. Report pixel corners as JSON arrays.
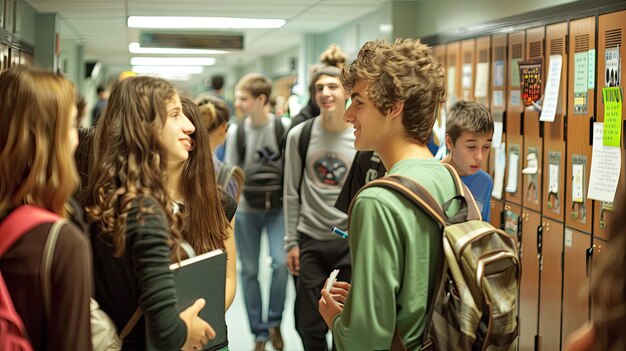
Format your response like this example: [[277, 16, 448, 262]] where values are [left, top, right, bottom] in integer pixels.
[[475, 62, 489, 98], [548, 164, 559, 193], [540, 54, 563, 122], [447, 67, 457, 108], [492, 143, 506, 200], [510, 90, 521, 107], [493, 90, 504, 108], [587, 123, 622, 202], [462, 63, 472, 89], [505, 151, 519, 193], [572, 164, 584, 203], [492, 121, 503, 148]]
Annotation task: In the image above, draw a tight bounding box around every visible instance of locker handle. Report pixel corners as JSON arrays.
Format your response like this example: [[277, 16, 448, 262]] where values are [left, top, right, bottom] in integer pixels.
[[589, 115, 595, 146], [520, 111, 525, 136], [536, 224, 543, 257], [585, 246, 594, 277], [562, 114, 567, 142], [502, 110, 507, 134], [539, 121, 544, 139]]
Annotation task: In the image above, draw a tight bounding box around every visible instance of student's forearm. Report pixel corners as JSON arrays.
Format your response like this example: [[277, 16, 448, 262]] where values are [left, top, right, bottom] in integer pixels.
[[225, 218, 237, 310]]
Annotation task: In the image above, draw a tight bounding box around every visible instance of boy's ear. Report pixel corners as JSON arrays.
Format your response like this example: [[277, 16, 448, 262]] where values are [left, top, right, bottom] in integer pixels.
[[388, 101, 404, 120], [445, 134, 454, 150]]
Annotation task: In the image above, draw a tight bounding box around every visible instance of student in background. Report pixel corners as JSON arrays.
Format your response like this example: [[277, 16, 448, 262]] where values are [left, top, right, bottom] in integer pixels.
[[224, 73, 289, 351], [91, 85, 109, 125], [442, 101, 494, 221], [318, 38, 450, 350], [283, 65, 355, 350], [0, 66, 93, 350], [179, 96, 237, 308], [196, 95, 244, 201], [565, 198, 626, 351], [86, 76, 215, 351]]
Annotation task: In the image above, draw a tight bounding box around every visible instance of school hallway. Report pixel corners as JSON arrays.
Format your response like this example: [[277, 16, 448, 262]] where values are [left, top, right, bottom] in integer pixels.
[[226, 233, 311, 351]]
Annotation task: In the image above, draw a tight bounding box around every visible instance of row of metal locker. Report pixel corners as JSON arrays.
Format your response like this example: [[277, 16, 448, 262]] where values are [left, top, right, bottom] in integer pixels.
[[0, 44, 31, 70], [430, 10, 625, 351]]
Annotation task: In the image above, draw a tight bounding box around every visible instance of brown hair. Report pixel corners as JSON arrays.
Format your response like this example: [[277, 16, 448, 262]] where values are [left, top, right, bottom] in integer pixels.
[[235, 73, 272, 106], [195, 95, 230, 133], [320, 44, 348, 68], [341, 38, 446, 144], [446, 101, 494, 144], [179, 96, 230, 253], [590, 197, 626, 351], [85, 76, 183, 257], [0, 66, 78, 217]]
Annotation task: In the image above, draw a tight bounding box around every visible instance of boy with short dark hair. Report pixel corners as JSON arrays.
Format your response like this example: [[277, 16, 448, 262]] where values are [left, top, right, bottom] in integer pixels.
[[225, 73, 289, 351], [443, 100, 494, 221]]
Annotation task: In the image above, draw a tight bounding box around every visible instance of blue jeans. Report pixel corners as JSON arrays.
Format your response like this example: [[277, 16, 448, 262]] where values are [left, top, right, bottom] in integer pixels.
[[235, 209, 288, 342]]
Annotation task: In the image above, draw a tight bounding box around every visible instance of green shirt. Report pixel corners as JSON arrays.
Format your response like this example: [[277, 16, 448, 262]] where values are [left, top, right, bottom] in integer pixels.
[[332, 158, 458, 350]]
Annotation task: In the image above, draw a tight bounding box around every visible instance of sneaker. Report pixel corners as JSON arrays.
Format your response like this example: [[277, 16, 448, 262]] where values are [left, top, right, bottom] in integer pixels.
[[269, 327, 284, 350], [254, 340, 266, 351]]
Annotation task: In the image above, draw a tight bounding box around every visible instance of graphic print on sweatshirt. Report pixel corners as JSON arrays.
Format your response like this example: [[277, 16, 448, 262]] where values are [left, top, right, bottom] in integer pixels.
[[309, 151, 349, 188]]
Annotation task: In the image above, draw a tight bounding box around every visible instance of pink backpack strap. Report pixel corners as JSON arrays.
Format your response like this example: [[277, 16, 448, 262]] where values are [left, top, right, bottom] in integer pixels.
[[0, 205, 62, 256]]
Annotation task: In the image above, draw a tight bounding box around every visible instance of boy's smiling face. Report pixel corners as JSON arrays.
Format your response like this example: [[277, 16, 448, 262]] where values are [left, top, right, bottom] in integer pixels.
[[446, 131, 492, 176]]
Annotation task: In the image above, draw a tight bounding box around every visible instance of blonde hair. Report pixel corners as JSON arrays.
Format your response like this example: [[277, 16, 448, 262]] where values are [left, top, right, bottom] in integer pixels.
[[341, 38, 446, 144], [320, 44, 348, 68], [195, 94, 230, 132], [0, 66, 78, 217]]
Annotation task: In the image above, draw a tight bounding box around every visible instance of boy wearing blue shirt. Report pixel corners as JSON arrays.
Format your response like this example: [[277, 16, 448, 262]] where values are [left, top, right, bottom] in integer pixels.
[[443, 101, 494, 221]]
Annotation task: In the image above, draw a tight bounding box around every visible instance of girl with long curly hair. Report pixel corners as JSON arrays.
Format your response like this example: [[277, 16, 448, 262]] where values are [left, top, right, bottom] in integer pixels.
[[85, 76, 215, 350]]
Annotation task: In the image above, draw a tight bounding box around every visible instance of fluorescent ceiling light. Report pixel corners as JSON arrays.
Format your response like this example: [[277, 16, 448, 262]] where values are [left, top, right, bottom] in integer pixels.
[[129, 42, 228, 55], [128, 16, 286, 29], [132, 65, 204, 74], [131, 57, 215, 66]]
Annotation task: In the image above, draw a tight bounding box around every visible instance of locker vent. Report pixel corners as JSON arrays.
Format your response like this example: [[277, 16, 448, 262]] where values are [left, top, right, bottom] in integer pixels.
[[464, 52, 472, 63], [512, 43, 522, 59], [479, 49, 489, 62], [575, 34, 589, 53], [530, 41, 542, 58], [449, 54, 456, 67], [605, 28, 622, 49], [495, 47, 505, 61], [550, 38, 563, 55]]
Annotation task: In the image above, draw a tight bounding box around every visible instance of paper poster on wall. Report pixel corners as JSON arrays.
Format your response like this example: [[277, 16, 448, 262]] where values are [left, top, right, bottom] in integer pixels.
[[605, 47, 621, 87], [493, 90, 504, 108], [509, 90, 521, 107], [510, 58, 521, 87], [492, 143, 506, 200], [462, 63, 472, 89], [447, 67, 456, 108], [475, 62, 489, 98], [588, 123, 622, 202], [540, 55, 562, 122], [505, 146, 520, 193], [519, 62, 542, 107], [574, 52, 588, 114], [572, 163, 584, 203], [492, 121, 503, 148], [588, 49, 595, 89], [602, 87, 622, 147], [494, 60, 504, 87]]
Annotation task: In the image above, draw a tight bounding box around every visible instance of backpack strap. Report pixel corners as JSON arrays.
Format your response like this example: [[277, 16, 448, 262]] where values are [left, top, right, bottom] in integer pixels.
[[440, 163, 482, 221], [274, 115, 286, 155], [0, 205, 62, 257], [297, 117, 316, 199], [217, 163, 237, 189]]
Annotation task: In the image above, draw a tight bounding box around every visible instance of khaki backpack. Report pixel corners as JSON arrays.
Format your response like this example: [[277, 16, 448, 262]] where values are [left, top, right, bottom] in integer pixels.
[[357, 164, 520, 351]]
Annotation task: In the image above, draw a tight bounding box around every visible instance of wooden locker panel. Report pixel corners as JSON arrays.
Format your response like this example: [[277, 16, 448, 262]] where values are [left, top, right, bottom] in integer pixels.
[[562, 228, 591, 347], [523, 26, 545, 213], [506, 31, 526, 206], [566, 17, 596, 233], [518, 209, 540, 351], [594, 10, 626, 240], [490, 34, 507, 218], [490, 198, 503, 229], [542, 22, 568, 221], [589, 237, 609, 321], [446, 42, 461, 109], [461, 38, 476, 102], [475, 36, 491, 108], [537, 218, 563, 351]]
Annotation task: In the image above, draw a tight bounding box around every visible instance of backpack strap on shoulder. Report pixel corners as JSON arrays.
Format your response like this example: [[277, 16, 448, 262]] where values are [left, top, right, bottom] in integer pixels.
[[236, 119, 246, 164], [440, 163, 482, 221], [274, 115, 286, 155], [297, 117, 316, 199], [0, 205, 62, 256]]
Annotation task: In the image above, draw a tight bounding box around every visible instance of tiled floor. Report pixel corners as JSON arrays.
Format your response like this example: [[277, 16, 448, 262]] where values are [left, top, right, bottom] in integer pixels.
[[225, 233, 330, 351]]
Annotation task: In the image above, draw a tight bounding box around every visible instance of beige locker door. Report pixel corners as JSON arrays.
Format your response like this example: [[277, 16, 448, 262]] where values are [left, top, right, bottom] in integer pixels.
[[446, 42, 461, 109], [519, 209, 540, 351], [538, 218, 564, 351], [433, 44, 446, 68], [594, 10, 626, 240], [566, 17, 596, 234], [461, 38, 476, 102], [523, 26, 545, 213], [506, 31, 526, 207], [475, 36, 491, 173], [542, 22, 568, 221], [490, 34, 508, 230], [561, 228, 591, 345]]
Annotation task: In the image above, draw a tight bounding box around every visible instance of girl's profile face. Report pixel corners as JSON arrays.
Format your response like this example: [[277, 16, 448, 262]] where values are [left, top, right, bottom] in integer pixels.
[[158, 93, 196, 165]]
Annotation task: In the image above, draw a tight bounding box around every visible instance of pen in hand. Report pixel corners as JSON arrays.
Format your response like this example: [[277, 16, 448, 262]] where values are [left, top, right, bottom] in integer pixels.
[[331, 226, 348, 239]]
